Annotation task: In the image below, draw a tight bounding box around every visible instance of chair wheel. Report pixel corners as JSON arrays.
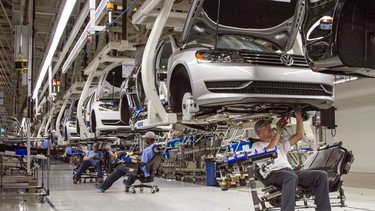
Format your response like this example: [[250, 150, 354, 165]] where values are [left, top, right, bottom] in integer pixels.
[[239, 179, 246, 186], [83, 180, 86, 183], [155, 187, 160, 192], [132, 188, 136, 194], [90, 179, 93, 182], [151, 189, 156, 194], [140, 187, 143, 192]]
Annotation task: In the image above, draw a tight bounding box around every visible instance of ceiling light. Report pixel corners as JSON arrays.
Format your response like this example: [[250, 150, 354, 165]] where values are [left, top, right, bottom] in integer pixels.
[[33, 0, 77, 99]]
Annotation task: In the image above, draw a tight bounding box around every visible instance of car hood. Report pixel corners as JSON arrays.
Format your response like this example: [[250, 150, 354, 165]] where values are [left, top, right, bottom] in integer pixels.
[[180, 0, 305, 52]]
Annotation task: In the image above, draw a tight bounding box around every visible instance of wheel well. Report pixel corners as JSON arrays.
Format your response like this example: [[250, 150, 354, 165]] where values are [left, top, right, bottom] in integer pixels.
[[91, 111, 96, 125], [169, 65, 192, 112], [65, 128, 68, 141], [120, 96, 130, 124]]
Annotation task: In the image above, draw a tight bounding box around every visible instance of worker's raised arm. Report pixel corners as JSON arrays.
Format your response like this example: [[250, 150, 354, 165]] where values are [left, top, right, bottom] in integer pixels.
[[289, 107, 305, 146]]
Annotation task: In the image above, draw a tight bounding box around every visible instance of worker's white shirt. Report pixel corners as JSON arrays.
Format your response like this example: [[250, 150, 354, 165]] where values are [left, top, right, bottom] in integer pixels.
[[252, 137, 292, 178]]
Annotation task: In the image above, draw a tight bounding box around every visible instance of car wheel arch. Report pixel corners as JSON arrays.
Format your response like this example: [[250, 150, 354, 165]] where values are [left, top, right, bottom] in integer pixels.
[[120, 95, 130, 125], [91, 111, 96, 132], [169, 65, 193, 112]]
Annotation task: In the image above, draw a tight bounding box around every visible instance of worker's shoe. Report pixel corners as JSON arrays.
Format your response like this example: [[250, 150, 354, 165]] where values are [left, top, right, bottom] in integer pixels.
[[95, 184, 105, 193], [73, 175, 79, 184], [125, 186, 130, 193], [96, 178, 104, 185]]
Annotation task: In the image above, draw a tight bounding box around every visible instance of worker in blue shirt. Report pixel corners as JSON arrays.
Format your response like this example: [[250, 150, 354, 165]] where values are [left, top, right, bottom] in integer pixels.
[[95, 131, 156, 193], [73, 143, 104, 184], [42, 137, 49, 149]]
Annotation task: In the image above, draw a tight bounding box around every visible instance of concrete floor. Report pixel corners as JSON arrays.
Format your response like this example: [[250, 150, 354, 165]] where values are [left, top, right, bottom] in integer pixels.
[[1, 163, 375, 211]]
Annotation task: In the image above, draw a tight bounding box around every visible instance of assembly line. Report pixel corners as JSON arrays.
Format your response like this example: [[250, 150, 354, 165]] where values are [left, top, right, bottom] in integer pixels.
[[0, 0, 374, 211]]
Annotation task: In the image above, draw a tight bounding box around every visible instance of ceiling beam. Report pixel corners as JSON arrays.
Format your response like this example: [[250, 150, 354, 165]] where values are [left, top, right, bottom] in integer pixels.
[[0, 40, 12, 68], [0, 0, 12, 28], [0, 26, 12, 50]]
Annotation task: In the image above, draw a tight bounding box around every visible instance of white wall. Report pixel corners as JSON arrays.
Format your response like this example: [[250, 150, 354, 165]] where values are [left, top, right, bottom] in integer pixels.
[[333, 78, 375, 173]]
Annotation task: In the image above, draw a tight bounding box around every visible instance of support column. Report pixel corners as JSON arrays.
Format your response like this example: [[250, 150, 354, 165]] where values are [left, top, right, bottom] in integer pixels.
[[26, 0, 35, 175]]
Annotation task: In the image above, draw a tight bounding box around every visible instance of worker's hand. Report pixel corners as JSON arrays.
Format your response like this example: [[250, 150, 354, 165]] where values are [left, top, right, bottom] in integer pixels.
[[293, 105, 302, 116], [126, 152, 133, 157], [276, 118, 286, 134]]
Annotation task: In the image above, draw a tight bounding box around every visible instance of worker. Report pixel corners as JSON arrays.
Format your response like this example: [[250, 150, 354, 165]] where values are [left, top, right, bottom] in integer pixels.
[[252, 107, 331, 211], [73, 143, 104, 184], [95, 131, 157, 193]]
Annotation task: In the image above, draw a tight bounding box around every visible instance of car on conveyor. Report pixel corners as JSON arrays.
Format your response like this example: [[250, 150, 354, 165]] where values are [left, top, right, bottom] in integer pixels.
[[151, 0, 334, 122]]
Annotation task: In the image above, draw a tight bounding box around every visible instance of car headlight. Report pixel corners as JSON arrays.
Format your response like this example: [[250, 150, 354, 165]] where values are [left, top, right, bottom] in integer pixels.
[[195, 50, 245, 63]]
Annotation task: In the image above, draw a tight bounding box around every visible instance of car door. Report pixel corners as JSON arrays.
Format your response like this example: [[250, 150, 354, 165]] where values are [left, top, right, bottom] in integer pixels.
[[301, 0, 375, 77]]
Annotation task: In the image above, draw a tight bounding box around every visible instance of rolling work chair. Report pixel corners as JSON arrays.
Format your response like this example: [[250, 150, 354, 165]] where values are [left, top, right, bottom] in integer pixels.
[[255, 141, 354, 209], [127, 145, 163, 194]]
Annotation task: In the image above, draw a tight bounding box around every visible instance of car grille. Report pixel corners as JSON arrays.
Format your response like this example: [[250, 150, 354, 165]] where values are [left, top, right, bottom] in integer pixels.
[[101, 120, 126, 126], [71, 133, 79, 137], [205, 81, 333, 96], [239, 52, 309, 67]]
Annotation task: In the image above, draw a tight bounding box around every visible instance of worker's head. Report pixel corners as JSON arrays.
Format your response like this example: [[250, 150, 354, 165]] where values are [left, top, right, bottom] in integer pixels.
[[93, 143, 100, 151], [254, 119, 274, 140], [142, 131, 156, 145]]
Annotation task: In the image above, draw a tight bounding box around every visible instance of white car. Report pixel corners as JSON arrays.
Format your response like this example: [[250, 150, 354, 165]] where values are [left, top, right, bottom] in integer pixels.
[[88, 64, 130, 136], [62, 98, 80, 142], [161, 0, 334, 121]]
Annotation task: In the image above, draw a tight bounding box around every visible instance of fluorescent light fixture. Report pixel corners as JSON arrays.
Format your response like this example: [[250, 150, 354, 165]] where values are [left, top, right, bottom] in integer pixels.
[[33, 0, 77, 99]]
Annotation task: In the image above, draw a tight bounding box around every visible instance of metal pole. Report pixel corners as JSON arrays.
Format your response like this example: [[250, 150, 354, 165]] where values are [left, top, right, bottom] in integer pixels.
[[121, 0, 127, 40], [48, 65, 52, 95], [26, 0, 34, 175], [1, 155, 3, 189], [247, 165, 261, 211], [47, 105, 51, 195]]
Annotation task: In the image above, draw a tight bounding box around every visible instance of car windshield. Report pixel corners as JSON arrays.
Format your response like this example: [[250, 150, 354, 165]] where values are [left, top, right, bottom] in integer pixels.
[[99, 92, 121, 100], [184, 35, 276, 53]]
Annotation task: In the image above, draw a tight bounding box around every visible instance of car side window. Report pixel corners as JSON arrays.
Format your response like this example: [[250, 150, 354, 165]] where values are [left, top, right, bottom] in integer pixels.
[[158, 42, 172, 72]]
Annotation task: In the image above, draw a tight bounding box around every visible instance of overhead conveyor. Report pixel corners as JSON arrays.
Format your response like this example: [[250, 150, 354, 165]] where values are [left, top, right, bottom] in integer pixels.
[[132, 0, 187, 31], [41, 99, 67, 139], [132, 0, 178, 130], [77, 41, 135, 140], [55, 82, 86, 145], [37, 115, 48, 139]]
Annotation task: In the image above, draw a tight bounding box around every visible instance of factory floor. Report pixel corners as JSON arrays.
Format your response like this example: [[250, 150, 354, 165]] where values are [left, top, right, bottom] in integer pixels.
[[1, 162, 375, 211]]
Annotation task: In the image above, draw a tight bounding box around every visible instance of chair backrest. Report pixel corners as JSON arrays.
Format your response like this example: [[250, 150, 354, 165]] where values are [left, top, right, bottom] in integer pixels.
[[139, 145, 163, 183], [253, 165, 267, 185], [303, 141, 354, 192]]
